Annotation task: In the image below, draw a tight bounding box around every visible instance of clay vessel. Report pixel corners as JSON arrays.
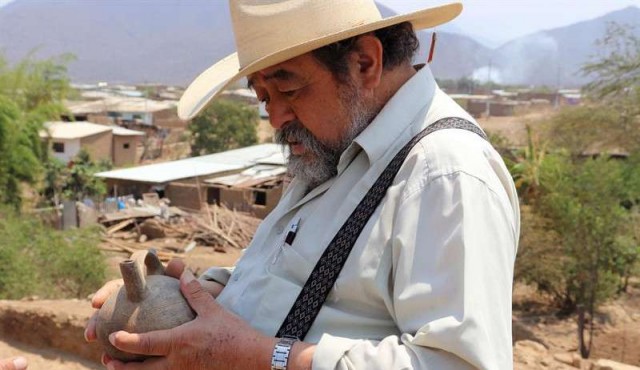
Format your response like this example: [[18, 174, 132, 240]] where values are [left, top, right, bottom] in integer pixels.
[[95, 250, 195, 362]]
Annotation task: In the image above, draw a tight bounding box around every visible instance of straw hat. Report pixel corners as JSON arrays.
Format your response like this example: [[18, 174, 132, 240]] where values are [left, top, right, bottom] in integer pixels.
[[178, 0, 462, 120]]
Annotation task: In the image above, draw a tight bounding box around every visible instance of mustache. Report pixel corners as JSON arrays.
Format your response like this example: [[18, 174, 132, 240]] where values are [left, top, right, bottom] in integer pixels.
[[274, 121, 334, 152]]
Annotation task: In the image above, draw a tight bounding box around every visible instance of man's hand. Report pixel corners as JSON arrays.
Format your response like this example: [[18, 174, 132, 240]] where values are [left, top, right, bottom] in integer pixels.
[[102, 270, 277, 370], [0, 357, 27, 370], [84, 258, 224, 365]]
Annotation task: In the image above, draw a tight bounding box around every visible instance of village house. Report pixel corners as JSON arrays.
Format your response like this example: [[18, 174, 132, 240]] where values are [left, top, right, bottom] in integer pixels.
[[64, 97, 181, 129], [40, 121, 145, 166], [94, 143, 287, 218]]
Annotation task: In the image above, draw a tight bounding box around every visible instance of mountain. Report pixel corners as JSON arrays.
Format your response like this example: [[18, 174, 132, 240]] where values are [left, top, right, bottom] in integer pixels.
[[0, 1, 638, 87], [377, 3, 492, 81], [0, 0, 234, 85], [491, 6, 640, 86]]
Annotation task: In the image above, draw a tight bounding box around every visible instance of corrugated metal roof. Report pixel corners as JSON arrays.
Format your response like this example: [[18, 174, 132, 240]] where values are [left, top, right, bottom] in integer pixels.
[[65, 97, 177, 114], [205, 165, 287, 186], [40, 121, 112, 140], [95, 143, 287, 184]]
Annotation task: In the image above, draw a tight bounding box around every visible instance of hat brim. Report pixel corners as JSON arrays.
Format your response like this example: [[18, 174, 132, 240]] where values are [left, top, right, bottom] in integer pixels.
[[178, 2, 462, 120]]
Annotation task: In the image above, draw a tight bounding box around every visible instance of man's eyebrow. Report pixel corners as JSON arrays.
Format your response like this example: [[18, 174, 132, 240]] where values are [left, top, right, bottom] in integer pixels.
[[264, 69, 296, 82], [247, 69, 297, 90]]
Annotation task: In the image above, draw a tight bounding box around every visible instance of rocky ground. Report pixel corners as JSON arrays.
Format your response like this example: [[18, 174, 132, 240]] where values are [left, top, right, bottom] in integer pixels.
[[512, 283, 640, 369], [1, 282, 638, 369]]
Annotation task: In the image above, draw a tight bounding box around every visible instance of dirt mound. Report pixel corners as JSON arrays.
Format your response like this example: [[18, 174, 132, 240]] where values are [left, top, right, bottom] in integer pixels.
[[0, 299, 101, 365]]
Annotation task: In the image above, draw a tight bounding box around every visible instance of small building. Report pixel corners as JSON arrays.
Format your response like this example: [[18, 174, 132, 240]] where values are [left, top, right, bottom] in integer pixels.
[[41, 121, 113, 163], [64, 97, 181, 129], [40, 121, 145, 165], [558, 89, 582, 106], [466, 100, 520, 117], [110, 126, 146, 166], [104, 98, 178, 128], [94, 143, 287, 217], [205, 165, 287, 218]]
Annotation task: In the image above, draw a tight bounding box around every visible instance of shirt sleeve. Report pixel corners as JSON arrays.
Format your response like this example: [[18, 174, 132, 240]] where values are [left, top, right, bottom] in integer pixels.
[[199, 266, 235, 286], [312, 171, 518, 370]]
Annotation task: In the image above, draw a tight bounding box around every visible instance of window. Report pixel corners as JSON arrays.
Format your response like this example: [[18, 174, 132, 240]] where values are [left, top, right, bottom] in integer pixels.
[[52, 142, 65, 153], [123, 143, 130, 149], [253, 190, 267, 206]]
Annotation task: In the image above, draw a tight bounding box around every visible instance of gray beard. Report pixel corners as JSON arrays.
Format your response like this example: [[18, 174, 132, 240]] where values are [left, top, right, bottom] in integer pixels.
[[275, 83, 374, 189]]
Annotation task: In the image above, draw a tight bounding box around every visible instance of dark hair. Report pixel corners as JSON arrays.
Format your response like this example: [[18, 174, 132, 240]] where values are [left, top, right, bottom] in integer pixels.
[[311, 22, 419, 83]]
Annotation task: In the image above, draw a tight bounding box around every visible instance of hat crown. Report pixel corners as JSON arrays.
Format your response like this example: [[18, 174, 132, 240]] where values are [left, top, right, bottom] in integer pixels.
[[231, 0, 382, 69]]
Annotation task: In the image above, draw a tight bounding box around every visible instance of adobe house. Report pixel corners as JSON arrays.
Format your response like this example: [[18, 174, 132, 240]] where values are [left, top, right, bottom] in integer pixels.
[[41, 121, 113, 163], [95, 144, 287, 215], [105, 97, 181, 129], [111, 126, 146, 166], [205, 165, 286, 218], [64, 97, 181, 129], [41, 121, 145, 166]]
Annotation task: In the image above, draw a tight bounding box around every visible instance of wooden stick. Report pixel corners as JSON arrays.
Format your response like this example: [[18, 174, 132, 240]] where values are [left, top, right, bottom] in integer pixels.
[[106, 219, 135, 235]]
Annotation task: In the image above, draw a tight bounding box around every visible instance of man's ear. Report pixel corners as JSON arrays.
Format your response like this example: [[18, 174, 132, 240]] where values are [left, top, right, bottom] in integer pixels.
[[351, 34, 383, 90]]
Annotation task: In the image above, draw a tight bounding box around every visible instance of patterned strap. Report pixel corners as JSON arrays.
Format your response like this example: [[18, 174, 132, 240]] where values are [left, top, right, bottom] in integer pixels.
[[276, 117, 488, 339]]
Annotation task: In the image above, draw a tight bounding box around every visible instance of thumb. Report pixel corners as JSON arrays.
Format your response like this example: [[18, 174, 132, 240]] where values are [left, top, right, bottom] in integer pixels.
[[0, 357, 28, 370], [180, 269, 217, 318]]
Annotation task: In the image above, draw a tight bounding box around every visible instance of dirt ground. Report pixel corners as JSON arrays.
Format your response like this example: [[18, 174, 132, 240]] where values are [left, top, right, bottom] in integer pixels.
[[513, 282, 640, 369]]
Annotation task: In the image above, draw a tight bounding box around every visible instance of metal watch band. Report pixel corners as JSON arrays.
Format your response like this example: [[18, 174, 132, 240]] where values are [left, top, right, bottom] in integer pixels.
[[271, 336, 298, 370]]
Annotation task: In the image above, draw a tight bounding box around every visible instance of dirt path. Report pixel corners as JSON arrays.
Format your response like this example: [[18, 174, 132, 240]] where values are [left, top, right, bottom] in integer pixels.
[[0, 339, 100, 370]]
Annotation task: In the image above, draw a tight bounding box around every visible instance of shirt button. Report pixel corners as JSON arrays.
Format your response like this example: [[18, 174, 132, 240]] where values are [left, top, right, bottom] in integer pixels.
[[233, 274, 240, 282], [275, 224, 285, 234]]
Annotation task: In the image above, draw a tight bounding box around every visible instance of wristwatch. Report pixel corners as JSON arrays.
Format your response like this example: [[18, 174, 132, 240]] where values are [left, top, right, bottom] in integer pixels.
[[271, 335, 298, 370]]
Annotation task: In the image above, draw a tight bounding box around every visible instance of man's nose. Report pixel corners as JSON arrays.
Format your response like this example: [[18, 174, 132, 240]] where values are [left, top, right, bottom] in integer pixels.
[[267, 93, 296, 130]]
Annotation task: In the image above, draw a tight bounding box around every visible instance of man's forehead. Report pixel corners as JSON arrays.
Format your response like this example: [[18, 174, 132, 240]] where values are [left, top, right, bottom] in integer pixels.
[[248, 68, 292, 89], [247, 53, 317, 89]]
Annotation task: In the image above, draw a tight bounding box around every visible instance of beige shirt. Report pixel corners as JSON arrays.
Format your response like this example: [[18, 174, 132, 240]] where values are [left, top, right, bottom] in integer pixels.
[[203, 66, 520, 369]]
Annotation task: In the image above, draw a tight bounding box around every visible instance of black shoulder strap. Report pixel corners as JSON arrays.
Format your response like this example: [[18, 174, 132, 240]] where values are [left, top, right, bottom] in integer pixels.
[[276, 117, 488, 339]]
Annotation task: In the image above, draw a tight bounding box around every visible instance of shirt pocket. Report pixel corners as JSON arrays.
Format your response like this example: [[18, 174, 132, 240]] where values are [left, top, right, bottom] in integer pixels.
[[266, 242, 315, 286], [251, 247, 314, 335]]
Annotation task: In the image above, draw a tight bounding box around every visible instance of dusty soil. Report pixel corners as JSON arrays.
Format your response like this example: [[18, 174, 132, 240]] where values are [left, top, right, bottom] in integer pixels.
[[0, 339, 100, 370], [513, 283, 640, 369], [0, 246, 241, 370]]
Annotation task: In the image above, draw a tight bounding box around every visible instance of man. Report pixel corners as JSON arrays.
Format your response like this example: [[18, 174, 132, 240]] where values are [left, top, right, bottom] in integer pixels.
[[86, 0, 519, 369], [0, 357, 27, 370]]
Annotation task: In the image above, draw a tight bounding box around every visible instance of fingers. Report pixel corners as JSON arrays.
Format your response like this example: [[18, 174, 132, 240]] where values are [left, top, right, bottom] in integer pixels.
[[0, 357, 28, 370], [84, 311, 99, 342], [164, 258, 186, 279], [91, 279, 124, 309], [180, 270, 216, 317], [109, 330, 173, 357], [200, 280, 225, 298]]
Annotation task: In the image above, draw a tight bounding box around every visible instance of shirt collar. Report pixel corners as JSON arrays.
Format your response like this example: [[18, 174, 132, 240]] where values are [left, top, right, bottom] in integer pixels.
[[343, 64, 436, 169]]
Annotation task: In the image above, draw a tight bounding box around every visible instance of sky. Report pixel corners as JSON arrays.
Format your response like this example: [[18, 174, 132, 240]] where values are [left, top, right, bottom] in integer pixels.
[[378, 0, 640, 47], [1, 0, 639, 47]]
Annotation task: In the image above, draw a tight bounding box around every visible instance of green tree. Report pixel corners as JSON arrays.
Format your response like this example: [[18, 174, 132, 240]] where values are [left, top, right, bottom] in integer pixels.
[[581, 22, 640, 151], [510, 125, 548, 204], [537, 154, 637, 358], [190, 99, 258, 156], [0, 53, 74, 208], [582, 22, 640, 104], [543, 105, 626, 155], [0, 97, 41, 208], [41, 150, 111, 205]]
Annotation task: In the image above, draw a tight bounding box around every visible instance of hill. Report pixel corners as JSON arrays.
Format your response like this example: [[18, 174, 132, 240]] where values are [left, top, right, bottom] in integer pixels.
[[0, 1, 638, 87], [492, 6, 640, 86]]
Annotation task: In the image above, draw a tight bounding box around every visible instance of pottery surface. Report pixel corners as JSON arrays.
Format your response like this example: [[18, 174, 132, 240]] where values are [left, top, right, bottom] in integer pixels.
[[95, 251, 195, 362]]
